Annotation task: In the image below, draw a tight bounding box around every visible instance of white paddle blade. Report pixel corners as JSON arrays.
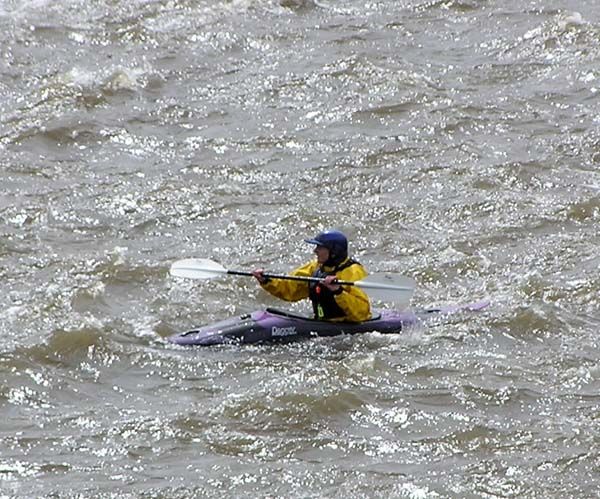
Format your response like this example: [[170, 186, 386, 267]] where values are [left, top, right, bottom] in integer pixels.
[[358, 273, 416, 307], [170, 258, 228, 280]]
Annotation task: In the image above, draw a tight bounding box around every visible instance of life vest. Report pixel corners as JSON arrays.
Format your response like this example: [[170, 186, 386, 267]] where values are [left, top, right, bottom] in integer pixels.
[[309, 259, 359, 320]]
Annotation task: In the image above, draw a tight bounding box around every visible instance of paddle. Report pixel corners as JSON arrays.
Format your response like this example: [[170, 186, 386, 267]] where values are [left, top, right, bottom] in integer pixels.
[[170, 258, 415, 305]]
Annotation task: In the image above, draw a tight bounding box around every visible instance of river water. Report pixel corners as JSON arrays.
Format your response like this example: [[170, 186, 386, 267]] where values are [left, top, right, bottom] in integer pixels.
[[1, 0, 599, 497]]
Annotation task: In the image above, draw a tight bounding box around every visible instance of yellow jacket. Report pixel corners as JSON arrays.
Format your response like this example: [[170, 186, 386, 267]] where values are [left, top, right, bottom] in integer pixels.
[[260, 258, 371, 322]]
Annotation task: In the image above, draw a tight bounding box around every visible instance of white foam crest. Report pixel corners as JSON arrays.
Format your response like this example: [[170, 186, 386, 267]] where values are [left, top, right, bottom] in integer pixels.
[[395, 482, 441, 499], [106, 246, 129, 266], [523, 11, 587, 44], [63, 66, 97, 88], [558, 11, 585, 30], [0, 0, 53, 19], [102, 68, 141, 92], [130, 315, 163, 341], [1, 305, 28, 321], [60, 64, 151, 92]]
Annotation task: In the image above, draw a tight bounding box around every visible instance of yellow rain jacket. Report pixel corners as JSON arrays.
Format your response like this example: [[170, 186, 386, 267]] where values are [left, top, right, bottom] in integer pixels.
[[260, 258, 371, 322]]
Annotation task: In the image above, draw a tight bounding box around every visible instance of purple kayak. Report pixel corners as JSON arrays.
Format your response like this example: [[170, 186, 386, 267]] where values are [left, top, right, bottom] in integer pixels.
[[167, 300, 490, 347]]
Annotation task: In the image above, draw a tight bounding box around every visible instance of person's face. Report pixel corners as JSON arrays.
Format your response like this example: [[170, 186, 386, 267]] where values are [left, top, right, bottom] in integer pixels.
[[314, 245, 330, 264]]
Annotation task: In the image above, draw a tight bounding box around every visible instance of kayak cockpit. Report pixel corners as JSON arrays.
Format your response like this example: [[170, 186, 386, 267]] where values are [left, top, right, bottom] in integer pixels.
[[263, 307, 382, 322]]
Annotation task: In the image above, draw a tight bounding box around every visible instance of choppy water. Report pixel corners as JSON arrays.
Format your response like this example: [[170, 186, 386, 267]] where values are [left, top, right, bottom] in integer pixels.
[[1, 0, 600, 497]]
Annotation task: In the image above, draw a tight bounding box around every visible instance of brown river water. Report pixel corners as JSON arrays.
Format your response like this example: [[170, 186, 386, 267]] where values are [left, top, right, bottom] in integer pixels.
[[1, 0, 599, 497]]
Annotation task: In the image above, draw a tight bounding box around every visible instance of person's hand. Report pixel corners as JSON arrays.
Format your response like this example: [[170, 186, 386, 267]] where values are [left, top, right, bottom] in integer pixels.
[[252, 268, 268, 284], [321, 275, 342, 293]]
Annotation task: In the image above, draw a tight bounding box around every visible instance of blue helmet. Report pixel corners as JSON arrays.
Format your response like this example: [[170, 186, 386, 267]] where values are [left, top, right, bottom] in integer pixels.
[[304, 230, 348, 265]]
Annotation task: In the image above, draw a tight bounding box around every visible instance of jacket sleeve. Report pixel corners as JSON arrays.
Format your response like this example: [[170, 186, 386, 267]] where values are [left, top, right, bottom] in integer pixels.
[[259, 260, 317, 302], [333, 264, 372, 322]]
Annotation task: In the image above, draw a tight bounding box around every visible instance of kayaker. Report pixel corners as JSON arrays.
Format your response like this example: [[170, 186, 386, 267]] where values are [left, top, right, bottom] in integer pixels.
[[252, 230, 371, 322]]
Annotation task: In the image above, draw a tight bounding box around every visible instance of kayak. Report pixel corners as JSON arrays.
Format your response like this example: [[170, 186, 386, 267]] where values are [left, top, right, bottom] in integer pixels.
[[167, 300, 490, 347]]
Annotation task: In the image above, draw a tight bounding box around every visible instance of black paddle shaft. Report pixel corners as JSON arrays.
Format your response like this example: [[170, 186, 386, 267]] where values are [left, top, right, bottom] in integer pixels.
[[227, 269, 356, 286]]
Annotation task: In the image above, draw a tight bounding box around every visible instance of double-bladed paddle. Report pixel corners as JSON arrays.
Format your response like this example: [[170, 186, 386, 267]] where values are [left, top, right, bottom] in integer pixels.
[[170, 258, 415, 306]]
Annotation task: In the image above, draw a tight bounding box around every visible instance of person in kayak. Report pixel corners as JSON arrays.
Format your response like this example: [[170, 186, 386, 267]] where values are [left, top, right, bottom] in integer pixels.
[[252, 230, 371, 322]]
